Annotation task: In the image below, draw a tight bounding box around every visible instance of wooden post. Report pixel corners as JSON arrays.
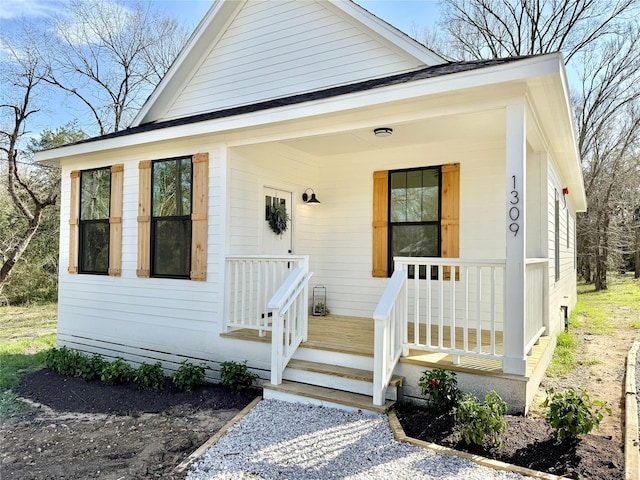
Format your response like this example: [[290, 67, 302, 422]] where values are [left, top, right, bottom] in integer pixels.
[[503, 102, 527, 376]]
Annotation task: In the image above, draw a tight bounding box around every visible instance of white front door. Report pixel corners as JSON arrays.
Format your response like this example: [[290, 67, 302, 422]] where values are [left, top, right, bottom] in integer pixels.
[[262, 187, 293, 256]]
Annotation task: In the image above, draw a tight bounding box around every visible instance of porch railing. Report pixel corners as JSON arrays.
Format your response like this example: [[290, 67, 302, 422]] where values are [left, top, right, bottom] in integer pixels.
[[525, 259, 547, 353], [372, 270, 407, 406], [394, 257, 507, 364], [224, 255, 308, 335], [268, 266, 313, 385]]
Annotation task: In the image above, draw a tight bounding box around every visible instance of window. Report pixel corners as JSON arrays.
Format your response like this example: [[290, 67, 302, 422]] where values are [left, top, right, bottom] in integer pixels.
[[151, 157, 192, 278], [69, 165, 123, 276], [137, 153, 208, 281], [388, 167, 440, 275], [79, 168, 111, 273], [372, 163, 459, 278]]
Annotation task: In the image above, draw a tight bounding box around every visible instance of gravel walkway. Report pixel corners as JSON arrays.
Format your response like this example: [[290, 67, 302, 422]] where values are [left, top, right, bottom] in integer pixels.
[[187, 400, 525, 480]]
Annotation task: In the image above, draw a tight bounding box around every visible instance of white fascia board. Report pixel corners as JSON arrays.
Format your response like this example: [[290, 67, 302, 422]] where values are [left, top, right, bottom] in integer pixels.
[[131, 0, 245, 127], [330, 0, 446, 66], [36, 55, 563, 163]]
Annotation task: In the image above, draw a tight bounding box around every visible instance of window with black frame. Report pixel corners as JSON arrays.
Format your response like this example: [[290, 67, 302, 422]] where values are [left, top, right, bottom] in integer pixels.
[[388, 167, 440, 278], [151, 157, 192, 278], [79, 168, 111, 274]]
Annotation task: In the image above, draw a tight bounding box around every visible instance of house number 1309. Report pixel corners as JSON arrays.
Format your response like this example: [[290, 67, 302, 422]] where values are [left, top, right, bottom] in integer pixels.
[[509, 175, 520, 236]]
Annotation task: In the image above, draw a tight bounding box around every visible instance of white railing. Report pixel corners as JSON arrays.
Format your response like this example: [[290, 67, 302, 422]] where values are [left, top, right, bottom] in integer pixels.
[[394, 257, 506, 364], [225, 255, 308, 335], [525, 259, 547, 354], [268, 266, 313, 385], [372, 270, 407, 406]]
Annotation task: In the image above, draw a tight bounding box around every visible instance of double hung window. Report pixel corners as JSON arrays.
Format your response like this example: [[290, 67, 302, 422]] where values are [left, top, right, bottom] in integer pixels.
[[151, 157, 192, 278], [79, 168, 111, 274]]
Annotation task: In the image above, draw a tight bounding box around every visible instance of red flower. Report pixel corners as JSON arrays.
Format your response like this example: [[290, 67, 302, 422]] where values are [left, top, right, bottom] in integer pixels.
[[430, 379, 439, 386]]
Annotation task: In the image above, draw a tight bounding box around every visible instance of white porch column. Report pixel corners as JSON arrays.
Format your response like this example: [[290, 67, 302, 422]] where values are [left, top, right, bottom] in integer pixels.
[[503, 102, 527, 375]]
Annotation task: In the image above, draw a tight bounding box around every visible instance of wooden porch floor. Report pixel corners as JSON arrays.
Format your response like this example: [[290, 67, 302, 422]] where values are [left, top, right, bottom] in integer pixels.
[[221, 315, 548, 378]]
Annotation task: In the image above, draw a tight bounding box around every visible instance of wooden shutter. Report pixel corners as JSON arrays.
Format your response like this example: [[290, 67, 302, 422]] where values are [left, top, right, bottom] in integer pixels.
[[68, 170, 80, 274], [108, 164, 124, 276], [137, 160, 151, 278], [441, 163, 460, 280], [372, 170, 388, 277], [190, 153, 209, 281]]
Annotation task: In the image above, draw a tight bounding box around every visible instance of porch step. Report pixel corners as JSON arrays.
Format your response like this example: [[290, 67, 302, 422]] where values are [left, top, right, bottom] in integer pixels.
[[283, 359, 403, 401], [263, 380, 394, 415]]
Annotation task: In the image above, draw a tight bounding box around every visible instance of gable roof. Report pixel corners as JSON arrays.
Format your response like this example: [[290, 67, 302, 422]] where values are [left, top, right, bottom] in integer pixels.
[[132, 0, 445, 126]]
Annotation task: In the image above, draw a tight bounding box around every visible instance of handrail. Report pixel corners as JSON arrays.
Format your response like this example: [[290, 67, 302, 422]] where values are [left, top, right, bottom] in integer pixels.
[[372, 270, 407, 406], [269, 267, 313, 385]]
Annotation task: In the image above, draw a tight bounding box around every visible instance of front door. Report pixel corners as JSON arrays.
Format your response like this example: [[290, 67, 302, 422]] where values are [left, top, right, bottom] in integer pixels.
[[262, 187, 293, 256]]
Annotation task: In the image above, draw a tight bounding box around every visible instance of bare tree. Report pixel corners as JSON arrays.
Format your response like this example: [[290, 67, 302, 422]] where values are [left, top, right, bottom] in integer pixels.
[[0, 36, 58, 295], [40, 0, 190, 134], [438, 0, 637, 64]]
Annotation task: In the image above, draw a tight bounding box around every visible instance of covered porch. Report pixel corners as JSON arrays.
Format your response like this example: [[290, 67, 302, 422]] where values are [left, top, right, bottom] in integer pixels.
[[222, 254, 550, 411]]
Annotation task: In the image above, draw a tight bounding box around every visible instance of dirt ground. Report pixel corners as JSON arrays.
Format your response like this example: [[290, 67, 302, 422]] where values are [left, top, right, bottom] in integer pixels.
[[1, 370, 256, 479]]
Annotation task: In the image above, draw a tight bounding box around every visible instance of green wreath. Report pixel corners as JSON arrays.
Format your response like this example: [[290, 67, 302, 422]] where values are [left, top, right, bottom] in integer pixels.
[[268, 203, 290, 236]]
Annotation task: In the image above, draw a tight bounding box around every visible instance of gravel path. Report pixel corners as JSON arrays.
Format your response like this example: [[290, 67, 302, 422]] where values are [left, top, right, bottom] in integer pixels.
[[187, 400, 525, 480]]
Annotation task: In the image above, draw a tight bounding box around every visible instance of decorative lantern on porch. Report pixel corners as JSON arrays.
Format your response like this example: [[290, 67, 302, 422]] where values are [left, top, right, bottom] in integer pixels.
[[312, 285, 327, 316]]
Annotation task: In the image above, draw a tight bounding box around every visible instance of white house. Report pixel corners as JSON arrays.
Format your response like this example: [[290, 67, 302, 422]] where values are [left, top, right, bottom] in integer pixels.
[[37, 0, 586, 413]]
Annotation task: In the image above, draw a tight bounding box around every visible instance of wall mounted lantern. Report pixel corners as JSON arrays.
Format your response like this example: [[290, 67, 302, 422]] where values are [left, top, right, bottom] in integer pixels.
[[302, 188, 320, 204]]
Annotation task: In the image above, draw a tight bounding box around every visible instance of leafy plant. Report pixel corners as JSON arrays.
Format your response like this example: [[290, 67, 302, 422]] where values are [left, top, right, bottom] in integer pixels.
[[134, 362, 166, 391], [220, 360, 258, 392], [172, 360, 207, 392], [418, 368, 460, 411], [101, 358, 134, 385], [76, 353, 107, 381], [542, 388, 611, 440], [45, 346, 82, 376], [453, 391, 507, 449]]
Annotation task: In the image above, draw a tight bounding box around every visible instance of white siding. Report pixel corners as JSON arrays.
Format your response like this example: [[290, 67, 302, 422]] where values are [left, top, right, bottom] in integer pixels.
[[56, 139, 237, 369], [228, 139, 508, 319], [163, 0, 424, 120], [546, 159, 577, 335]]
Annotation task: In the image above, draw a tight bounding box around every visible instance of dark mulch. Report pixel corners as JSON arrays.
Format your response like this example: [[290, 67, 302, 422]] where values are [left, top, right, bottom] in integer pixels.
[[16, 368, 257, 416], [396, 403, 624, 480]]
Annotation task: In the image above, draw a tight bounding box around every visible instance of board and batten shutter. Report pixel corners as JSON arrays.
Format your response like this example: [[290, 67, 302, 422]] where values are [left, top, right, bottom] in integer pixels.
[[190, 152, 209, 281], [372, 164, 460, 278], [108, 164, 124, 276], [68, 170, 80, 274], [136, 160, 151, 278], [372, 170, 389, 278], [441, 163, 460, 280]]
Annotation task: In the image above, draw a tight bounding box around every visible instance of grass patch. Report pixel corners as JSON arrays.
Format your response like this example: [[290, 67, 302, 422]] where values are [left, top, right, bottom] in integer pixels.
[[0, 304, 57, 418], [547, 330, 577, 377], [631, 321, 640, 329]]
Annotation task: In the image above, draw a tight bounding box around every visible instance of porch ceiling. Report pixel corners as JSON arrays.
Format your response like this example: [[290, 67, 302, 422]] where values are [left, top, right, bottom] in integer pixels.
[[280, 109, 506, 157]]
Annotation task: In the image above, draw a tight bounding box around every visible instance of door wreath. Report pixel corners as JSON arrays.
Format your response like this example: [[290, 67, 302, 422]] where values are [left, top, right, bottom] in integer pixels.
[[268, 203, 290, 235]]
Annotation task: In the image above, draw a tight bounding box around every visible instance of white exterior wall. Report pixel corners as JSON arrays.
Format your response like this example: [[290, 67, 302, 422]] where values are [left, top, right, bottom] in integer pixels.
[[163, 0, 424, 120], [546, 158, 578, 336], [56, 138, 246, 377]]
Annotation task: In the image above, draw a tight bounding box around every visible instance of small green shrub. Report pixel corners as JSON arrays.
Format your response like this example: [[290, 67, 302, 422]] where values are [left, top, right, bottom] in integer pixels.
[[45, 346, 82, 376], [220, 360, 258, 392], [76, 353, 107, 381], [453, 391, 507, 449], [101, 358, 134, 385], [543, 388, 611, 440], [172, 360, 207, 392], [418, 368, 460, 411], [134, 362, 166, 391]]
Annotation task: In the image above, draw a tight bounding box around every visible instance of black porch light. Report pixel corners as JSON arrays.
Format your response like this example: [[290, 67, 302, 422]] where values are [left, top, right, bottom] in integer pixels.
[[302, 188, 320, 204]]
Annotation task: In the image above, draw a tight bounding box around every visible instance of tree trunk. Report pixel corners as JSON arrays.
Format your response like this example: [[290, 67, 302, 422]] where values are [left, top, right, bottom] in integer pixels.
[[594, 212, 610, 291], [0, 212, 42, 295]]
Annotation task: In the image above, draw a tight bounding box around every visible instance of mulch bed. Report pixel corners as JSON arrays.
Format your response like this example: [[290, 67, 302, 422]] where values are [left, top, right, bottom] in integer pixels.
[[16, 368, 257, 416], [395, 403, 624, 480]]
